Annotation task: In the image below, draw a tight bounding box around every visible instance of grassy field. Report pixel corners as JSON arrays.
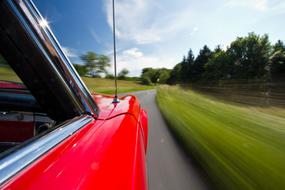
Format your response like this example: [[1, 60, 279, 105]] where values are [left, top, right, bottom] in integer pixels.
[[0, 66, 153, 94], [81, 77, 153, 94], [156, 85, 285, 190], [0, 66, 21, 82]]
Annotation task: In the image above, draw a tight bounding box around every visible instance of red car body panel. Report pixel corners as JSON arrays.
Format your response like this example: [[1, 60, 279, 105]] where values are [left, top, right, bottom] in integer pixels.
[[93, 94, 141, 120], [0, 93, 148, 190], [93, 93, 148, 152]]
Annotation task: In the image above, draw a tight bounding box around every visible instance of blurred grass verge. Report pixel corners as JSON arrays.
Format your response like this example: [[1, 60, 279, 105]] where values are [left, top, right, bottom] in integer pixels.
[[0, 67, 153, 94], [156, 85, 285, 190]]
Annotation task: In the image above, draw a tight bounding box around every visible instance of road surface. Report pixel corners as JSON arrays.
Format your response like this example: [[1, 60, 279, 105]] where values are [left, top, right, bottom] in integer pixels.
[[128, 90, 211, 190]]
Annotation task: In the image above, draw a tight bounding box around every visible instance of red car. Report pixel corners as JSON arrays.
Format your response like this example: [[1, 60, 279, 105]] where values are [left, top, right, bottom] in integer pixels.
[[0, 0, 148, 189]]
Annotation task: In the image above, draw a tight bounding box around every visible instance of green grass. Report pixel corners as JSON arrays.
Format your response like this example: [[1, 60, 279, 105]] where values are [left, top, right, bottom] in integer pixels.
[[82, 77, 153, 94], [0, 66, 21, 82], [0, 66, 153, 94], [156, 85, 285, 190]]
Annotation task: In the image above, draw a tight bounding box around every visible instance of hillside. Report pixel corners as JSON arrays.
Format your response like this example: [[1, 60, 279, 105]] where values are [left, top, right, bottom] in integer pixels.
[[0, 66, 152, 94]]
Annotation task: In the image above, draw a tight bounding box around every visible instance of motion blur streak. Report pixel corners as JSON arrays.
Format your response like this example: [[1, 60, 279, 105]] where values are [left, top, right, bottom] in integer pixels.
[[157, 85, 285, 190]]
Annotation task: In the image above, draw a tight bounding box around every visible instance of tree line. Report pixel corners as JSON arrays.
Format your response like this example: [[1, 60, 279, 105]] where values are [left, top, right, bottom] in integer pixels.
[[73, 51, 132, 80], [141, 33, 285, 85]]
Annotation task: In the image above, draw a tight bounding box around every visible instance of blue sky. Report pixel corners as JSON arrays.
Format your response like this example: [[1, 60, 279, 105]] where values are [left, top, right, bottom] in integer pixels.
[[34, 0, 285, 76]]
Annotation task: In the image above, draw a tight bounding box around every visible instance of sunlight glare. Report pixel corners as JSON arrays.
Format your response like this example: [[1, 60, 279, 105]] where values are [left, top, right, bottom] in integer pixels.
[[39, 18, 49, 28]]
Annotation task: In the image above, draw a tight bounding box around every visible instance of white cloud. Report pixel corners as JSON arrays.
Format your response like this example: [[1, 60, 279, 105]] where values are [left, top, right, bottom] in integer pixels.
[[133, 31, 161, 45], [225, 0, 268, 11], [224, 0, 285, 14], [190, 27, 199, 36], [270, 1, 285, 14], [103, 0, 285, 76], [90, 29, 102, 44], [102, 0, 196, 75], [103, 0, 198, 75], [122, 48, 143, 58], [255, 0, 268, 11], [107, 47, 176, 76], [104, 0, 195, 45], [62, 46, 78, 58]]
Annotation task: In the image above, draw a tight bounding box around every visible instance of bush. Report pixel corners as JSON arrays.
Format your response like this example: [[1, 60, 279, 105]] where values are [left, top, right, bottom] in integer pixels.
[[141, 76, 152, 85]]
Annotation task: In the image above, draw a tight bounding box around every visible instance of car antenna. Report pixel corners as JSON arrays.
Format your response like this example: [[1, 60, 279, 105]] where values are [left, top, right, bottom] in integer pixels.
[[112, 0, 120, 103]]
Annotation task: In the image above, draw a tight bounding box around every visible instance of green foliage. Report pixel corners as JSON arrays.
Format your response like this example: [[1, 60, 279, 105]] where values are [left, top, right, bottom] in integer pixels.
[[118, 68, 129, 80], [141, 68, 158, 83], [270, 40, 285, 79], [157, 68, 171, 84], [272, 40, 285, 52], [181, 49, 195, 82], [169, 33, 284, 84], [123, 76, 140, 81], [140, 67, 171, 85], [73, 64, 87, 76], [203, 49, 232, 80], [80, 51, 110, 77], [228, 33, 271, 79], [0, 54, 7, 65], [105, 73, 114, 79], [141, 75, 152, 85], [168, 63, 182, 84], [192, 45, 212, 80]]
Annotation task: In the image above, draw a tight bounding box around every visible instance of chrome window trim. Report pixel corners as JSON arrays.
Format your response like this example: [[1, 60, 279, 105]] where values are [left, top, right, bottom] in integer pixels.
[[6, 0, 84, 113], [0, 115, 93, 185]]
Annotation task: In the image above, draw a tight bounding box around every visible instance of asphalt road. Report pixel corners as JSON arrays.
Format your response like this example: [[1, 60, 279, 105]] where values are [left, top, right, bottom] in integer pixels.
[[128, 90, 211, 190]]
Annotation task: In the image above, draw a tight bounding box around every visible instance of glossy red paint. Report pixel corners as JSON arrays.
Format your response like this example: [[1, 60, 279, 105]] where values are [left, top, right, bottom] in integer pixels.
[[1, 95, 148, 190], [93, 93, 141, 120], [139, 109, 148, 152]]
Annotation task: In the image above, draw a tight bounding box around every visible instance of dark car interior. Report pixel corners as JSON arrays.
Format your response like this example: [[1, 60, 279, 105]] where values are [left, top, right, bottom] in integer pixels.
[[0, 1, 84, 155], [0, 54, 55, 154]]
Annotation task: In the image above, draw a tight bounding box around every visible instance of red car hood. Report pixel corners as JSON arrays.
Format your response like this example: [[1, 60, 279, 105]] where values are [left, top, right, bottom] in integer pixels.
[[92, 93, 141, 121]]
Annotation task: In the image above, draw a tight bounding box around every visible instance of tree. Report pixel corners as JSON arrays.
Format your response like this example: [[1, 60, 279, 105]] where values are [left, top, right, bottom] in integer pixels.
[[203, 50, 232, 80], [141, 75, 152, 85], [162, 33, 285, 84], [118, 68, 129, 79], [192, 45, 212, 80], [227, 33, 271, 79], [272, 40, 285, 52], [141, 67, 171, 85], [80, 51, 110, 77], [141, 68, 158, 84], [181, 49, 195, 82], [157, 68, 171, 84], [269, 40, 285, 79], [105, 73, 114, 79], [73, 64, 87, 76], [168, 63, 182, 84]]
